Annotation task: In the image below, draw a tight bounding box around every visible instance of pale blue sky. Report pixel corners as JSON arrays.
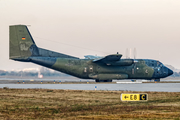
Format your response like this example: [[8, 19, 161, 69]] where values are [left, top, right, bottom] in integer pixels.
[[0, 0, 180, 70]]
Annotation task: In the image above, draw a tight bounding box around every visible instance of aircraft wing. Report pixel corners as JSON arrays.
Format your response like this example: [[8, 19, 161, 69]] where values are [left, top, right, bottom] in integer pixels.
[[93, 54, 122, 63], [84, 55, 101, 59]]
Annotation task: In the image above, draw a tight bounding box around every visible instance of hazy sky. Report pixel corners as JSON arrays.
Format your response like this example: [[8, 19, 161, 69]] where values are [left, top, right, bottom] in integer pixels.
[[0, 0, 180, 70]]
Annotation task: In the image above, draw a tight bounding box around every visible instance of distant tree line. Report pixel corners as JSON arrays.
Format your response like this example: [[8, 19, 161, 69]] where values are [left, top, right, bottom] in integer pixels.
[[0, 70, 179, 77], [0, 70, 69, 77], [171, 72, 180, 77]]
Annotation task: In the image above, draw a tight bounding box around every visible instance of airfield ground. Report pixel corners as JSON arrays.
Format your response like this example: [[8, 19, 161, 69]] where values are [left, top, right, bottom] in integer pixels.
[[0, 88, 180, 119], [1, 80, 180, 84]]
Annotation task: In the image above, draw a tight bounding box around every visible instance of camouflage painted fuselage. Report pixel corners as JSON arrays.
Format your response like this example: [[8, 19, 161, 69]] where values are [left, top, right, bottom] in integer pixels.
[[9, 25, 173, 82], [28, 57, 172, 80]]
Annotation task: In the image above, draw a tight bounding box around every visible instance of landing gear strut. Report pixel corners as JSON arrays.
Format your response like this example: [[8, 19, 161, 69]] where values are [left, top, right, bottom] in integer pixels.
[[155, 79, 160, 82], [95, 80, 112, 82]]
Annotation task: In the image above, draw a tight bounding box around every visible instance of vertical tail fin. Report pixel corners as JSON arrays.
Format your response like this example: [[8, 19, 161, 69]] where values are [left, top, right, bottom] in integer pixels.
[[9, 25, 39, 59]]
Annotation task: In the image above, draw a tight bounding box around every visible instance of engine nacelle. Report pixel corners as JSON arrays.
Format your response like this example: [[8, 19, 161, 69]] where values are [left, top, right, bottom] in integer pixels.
[[107, 59, 134, 66]]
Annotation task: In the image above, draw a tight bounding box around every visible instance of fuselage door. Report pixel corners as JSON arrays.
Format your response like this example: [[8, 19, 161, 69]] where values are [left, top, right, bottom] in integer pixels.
[[132, 68, 134, 74], [84, 67, 87, 73], [132, 63, 136, 75]]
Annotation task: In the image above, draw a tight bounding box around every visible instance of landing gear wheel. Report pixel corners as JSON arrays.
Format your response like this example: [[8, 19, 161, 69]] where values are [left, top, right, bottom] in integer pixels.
[[155, 79, 160, 82], [95, 80, 112, 82]]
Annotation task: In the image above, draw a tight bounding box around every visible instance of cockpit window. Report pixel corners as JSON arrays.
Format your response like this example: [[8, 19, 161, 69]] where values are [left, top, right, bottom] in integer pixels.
[[157, 61, 163, 67], [145, 60, 164, 67], [147, 60, 155, 67]]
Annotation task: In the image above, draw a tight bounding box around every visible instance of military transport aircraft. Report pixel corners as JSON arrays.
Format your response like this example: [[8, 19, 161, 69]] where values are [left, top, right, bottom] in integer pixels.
[[9, 25, 173, 82]]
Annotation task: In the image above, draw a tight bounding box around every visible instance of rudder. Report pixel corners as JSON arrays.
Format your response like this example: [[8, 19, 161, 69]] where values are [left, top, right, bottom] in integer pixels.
[[9, 25, 39, 59]]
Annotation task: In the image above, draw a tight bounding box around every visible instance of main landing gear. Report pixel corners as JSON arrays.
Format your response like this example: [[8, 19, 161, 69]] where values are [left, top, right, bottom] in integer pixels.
[[95, 80, 112, 82], [154, 79, 160, 82]]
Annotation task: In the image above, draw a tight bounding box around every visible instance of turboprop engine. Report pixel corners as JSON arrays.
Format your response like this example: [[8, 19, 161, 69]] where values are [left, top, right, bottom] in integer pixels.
[[107, 59, 134, 66]]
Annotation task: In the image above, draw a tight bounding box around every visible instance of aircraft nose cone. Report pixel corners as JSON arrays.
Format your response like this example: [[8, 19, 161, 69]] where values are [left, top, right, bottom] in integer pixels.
[[168, 69, 173, 76]]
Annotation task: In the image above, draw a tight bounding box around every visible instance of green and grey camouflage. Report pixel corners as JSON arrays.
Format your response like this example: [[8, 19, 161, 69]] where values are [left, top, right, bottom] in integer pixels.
[[9, 25, 173, 82]]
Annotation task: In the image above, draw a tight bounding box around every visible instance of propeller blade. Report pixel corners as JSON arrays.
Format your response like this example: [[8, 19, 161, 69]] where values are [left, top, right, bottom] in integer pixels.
[[134, 48, 137, 60]]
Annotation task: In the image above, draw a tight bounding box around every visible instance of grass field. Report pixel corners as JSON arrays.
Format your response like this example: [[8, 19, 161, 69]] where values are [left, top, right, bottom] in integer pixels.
[[0, 88, 180, 120]]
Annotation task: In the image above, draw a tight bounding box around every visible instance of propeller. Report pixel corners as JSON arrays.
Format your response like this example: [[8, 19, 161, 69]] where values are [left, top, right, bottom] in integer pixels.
[[125, 48, 138, 74], [132, 48, 138, 74], [126, 48, 129, 59], [134, 48, 137, 60]]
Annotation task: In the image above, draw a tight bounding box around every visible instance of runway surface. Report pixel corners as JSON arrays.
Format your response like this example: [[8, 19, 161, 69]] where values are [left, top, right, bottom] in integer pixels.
[[0, 83, 180, 92]]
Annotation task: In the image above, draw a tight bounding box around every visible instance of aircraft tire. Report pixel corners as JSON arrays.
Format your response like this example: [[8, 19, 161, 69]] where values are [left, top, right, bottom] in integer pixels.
[[95, 80, 112, 82], [155, 79, 160, 82]]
